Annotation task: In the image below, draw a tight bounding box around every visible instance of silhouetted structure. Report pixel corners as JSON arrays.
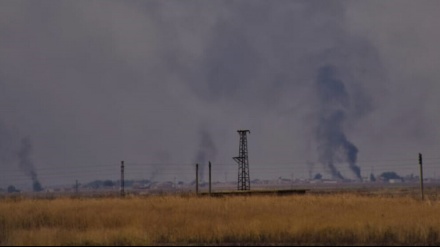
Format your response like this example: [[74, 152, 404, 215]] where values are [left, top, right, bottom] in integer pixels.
[[120, 161, 125, 197], [196, 163, 199, 195], [419, 153, 424, 200], [233, 130, 251, 191]]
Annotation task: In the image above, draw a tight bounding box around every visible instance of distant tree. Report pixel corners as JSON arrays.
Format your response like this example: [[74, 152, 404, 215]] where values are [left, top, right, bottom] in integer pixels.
[[314, 173, 323, 180], [33, 181, 43, 192], [7, 185, 18, 193], [103, 180, 115, 187], [379, 172, 402, 181], [85, 180, 102, 189], [370, 173, 376, 182]]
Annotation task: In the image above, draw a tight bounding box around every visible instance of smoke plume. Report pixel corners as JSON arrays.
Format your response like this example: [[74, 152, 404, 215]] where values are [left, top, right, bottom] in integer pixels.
[[194, 128, 217, 182], [2, 1, 440, 184], [17, 136, 43, 191], [315, 66, 362, 180]]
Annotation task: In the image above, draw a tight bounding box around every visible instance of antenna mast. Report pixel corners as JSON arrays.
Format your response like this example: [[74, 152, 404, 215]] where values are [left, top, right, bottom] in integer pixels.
[[233, 130, 251, 191]]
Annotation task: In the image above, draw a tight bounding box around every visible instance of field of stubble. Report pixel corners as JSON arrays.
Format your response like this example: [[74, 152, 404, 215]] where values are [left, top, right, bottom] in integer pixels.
[[1, 192, 440, 246]]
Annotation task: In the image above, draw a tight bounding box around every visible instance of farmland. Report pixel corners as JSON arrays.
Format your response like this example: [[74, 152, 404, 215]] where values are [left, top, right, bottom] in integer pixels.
[[1, 191, 440, 246]]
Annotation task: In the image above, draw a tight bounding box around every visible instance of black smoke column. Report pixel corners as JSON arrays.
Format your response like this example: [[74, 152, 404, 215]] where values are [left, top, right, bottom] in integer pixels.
[[315, 66, 362, 180], [17, 136, 43, 192]]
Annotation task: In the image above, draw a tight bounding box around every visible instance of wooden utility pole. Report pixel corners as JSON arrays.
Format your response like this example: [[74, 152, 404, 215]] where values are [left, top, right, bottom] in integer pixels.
[[209, 161, 212, 196], [121, 161, 125, 197], [419, 153, 424, 200]]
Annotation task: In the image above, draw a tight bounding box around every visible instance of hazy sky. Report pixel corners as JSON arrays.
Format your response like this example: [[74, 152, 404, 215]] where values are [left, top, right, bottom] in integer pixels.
[[1, 1, 440, 188]]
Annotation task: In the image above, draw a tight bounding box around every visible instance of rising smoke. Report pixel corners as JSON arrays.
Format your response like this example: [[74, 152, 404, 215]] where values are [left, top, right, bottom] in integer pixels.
[[0, 121, 42, 190], [3, 1, 439, 185], [194, 128, 217, 182], [315, 66, 362, 180], [17, 136, 43, 191]]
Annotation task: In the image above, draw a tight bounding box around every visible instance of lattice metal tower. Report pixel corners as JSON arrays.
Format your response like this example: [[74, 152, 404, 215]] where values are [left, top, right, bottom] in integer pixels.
[[233, 130, 251, 191]]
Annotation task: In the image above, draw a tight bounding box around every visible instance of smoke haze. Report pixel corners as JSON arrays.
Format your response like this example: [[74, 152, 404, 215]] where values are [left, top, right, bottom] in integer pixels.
[[194, 128, 217, 182], [1, 1, 440, 187]]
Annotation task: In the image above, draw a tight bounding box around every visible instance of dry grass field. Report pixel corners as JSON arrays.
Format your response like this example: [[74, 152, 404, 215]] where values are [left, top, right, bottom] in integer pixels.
[[1, 192, 440, 245]]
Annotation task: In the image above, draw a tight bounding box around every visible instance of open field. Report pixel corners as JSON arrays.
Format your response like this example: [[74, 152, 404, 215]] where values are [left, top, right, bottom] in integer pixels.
[[1, 191, 440, 246]]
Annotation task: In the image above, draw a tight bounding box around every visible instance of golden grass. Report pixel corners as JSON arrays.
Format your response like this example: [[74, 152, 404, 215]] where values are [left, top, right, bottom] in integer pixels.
[[1, 194, 440, 245]]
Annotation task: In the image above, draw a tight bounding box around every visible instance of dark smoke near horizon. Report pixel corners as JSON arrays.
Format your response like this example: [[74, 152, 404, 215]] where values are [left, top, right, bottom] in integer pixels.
[[1, 1, 439, 186], [315, 66, 362, 180], [194, 129, 217, 182], [17, 136, 43, 192]]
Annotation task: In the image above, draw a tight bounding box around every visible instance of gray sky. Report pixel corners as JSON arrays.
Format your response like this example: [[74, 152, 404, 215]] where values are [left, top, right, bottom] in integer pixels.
[[1, 1, 440, 188]]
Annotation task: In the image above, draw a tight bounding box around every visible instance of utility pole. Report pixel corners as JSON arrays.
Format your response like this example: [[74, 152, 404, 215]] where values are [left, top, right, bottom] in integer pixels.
[[196, 163, 199, 195], [209, 161, 212, 196], [419, 153, 424, 200], [233, 130, 251, 191], [121, 161, 125, 197]]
